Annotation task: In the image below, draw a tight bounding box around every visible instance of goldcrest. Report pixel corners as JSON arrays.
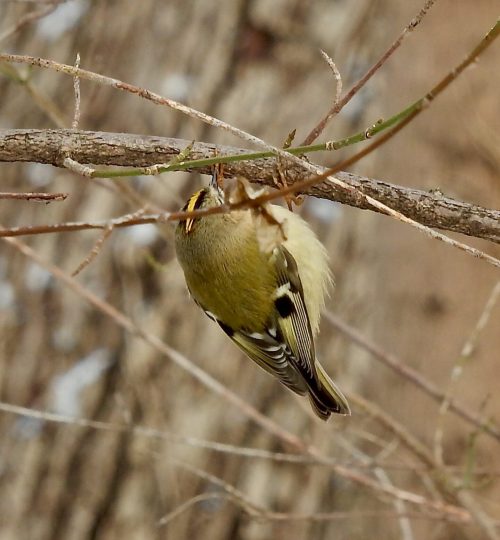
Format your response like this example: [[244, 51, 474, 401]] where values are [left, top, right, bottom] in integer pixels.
[[174, 175, 350, 420]]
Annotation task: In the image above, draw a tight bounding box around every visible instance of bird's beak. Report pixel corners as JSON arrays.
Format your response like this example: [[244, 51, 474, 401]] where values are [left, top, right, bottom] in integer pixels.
[[210, 163, 224, 190]]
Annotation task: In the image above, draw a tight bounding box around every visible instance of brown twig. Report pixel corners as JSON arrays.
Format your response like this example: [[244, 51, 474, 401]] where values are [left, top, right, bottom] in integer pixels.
[[0, 232, 472, 522], [0, 211, 168, 237], [0, 172, 498, 272], [71, 52, 81, 130], [1, 129, 499, 243], [434, 281, 500, 464], [319, 49, 342, 113], [172, 459, 469, 525], [0, 191, 67, 201], [0, 1, 58, 44], [71, 225, 113, 276], [324, 312, 500, 444], [301, 0, 438, 145], [3, 399, 500, 475], [0, 21, 498, 267]]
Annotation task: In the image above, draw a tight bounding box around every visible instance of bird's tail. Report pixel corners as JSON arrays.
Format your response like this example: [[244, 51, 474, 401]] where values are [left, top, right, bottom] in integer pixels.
[[308, 362, 350, 420]]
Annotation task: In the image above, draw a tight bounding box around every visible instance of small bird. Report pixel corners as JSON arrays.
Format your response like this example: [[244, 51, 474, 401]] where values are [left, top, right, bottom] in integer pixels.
[[174, 173, 350, 420]]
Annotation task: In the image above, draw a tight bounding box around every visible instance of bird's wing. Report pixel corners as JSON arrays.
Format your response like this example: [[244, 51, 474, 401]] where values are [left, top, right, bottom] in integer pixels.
[[217, 319, 308, 395], [190, 290, 307, 395], [212, 244, 318, 397], [270, 245, 317, 382], [195, 247, 349, 417], [268, 248, 350, 416]]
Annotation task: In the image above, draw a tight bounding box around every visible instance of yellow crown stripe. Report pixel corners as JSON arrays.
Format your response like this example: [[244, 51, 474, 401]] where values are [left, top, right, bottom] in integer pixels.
[[184, 189, 204, 233]]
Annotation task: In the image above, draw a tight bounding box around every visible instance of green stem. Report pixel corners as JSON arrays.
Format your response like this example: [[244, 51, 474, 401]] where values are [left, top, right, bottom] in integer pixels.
[[90, 102, 418, 179], [90, 18, 499, 180]]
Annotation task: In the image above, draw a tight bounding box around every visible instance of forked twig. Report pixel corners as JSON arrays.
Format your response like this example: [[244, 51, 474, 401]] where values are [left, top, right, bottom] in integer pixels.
[[301, 0, 438, 145], [0, 1, 58, 44], [0, 232, 471, 522], [1, 19, 498, 269], [324, 311, 500, 443], [433, 281, 500, 464]]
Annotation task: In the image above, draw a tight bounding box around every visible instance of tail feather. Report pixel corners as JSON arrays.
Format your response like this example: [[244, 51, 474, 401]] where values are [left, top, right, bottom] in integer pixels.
[[308, 363, 351, 420]]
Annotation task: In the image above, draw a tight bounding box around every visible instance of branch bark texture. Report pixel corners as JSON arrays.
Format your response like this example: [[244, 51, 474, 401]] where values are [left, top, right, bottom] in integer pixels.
[[1, 128, 499, 243]]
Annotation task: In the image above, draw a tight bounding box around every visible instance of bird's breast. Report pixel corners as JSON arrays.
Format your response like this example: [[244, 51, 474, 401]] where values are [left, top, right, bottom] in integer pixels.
[[176, 218, 277, 331]]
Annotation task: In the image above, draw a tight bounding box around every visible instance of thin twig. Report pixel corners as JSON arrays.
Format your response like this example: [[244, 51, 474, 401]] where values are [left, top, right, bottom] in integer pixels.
[[72, 52, 81, 130], [324, 312, 500, 443], [172, 459, 468, 525], [0, 233, 471, 522], [320, 49, 342, 111], [434, 281, 500, 465], [0, 171, 499, 271], [173, 460, 265, 517], [1, 20, 498, 269], [3, 399, 500, 477], [0, 1, 58, 44], [157, 493, 233, 527], [0, 191, 67, 201], [2, 130, 499, 243], [71, 225, 113, 276], [301, 0, 438, 145], [0, 209, 170, 237]]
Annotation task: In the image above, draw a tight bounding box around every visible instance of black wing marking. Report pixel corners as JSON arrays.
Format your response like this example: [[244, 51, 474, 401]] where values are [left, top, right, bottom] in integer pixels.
[[218, 322, 308, 395], [190, 248, 350, 416], [190, 286, 307, 395], [271, 246, 317, 382]]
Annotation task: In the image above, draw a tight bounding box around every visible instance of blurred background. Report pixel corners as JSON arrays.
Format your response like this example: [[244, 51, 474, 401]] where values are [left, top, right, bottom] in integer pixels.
[[0, 0, 499, 538]]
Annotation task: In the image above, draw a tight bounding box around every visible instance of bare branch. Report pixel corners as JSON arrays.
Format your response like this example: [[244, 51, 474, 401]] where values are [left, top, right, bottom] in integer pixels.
[[71, 225, 113, 276], [0, 19, 498, 269], [0, 191, 67, 201], [71, 52, 81, 130], [434, 281, 500, 463], [0, 232, 473, 523], [1, 129, 499, 244], [324, 312, 500, 444], [301, 0, 438, 145], [0, 1, 58, 44]]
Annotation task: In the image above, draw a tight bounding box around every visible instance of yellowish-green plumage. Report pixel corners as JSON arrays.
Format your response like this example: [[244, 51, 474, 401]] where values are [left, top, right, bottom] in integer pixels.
[[175, 184, 350, 419]]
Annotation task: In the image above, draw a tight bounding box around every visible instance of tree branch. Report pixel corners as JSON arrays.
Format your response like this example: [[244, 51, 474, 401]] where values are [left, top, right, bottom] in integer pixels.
[[1, 128, 499, 243]]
